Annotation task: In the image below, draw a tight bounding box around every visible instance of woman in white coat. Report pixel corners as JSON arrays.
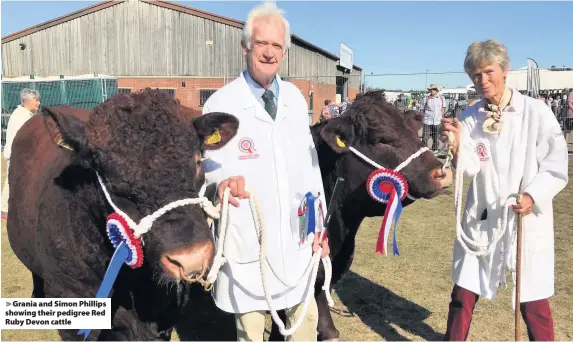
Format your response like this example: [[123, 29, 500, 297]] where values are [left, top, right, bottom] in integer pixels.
[[2, 88, 41, 215], [441, 39, 568, 340], [201, 3, 329, 341]]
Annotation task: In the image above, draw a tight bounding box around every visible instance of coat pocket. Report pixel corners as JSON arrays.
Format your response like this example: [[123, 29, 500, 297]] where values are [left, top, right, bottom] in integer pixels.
[[523, 214, 553, 254]]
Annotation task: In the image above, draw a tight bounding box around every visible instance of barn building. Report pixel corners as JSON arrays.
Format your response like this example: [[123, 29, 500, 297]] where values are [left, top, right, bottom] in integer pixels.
[[1, 0, 362, 116]]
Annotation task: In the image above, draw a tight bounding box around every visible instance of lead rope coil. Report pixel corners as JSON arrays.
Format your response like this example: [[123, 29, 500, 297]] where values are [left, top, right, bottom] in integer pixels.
[[449, 130, 519, 286]]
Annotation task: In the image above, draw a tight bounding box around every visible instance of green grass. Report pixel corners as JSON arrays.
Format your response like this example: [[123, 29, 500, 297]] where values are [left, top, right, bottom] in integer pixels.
[[2, 158, 572, 341]]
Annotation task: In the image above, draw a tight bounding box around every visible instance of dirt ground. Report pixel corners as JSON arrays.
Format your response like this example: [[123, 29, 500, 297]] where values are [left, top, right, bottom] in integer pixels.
[[1, 158, 572, 341]]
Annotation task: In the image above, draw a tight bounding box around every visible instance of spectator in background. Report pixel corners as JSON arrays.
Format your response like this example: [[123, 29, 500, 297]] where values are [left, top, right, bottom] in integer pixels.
[[321, 99, 340, 121], [566, 88, 573, 145], [393, 93, 407, 112], [422, 84, 446, 152], [320, 99, 334, 122], [2, 88, 41, 216], [339, 97, 351, 114], [410, 98, 421, 111]]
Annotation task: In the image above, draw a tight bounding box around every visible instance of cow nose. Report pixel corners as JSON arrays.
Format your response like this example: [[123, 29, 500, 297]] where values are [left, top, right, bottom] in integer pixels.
[[160, 240, 214, 281], [430, 167, 453, 189]]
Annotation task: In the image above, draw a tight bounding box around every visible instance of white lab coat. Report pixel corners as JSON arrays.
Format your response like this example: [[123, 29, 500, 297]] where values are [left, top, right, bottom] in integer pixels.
[[3, 105, 34, 160], [452, 88, 569, 303], [201, 71, 327, 314]]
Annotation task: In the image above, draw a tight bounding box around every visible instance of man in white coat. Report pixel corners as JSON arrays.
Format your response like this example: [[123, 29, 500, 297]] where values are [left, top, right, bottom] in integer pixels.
[[201, 2, 329, 341], [441, 39, 568, 340]]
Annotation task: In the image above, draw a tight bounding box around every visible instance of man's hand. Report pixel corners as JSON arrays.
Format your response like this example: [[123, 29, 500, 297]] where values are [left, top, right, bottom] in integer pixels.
[[218, 176, 249, 207], [313, 232, 330, 258], [441, 118, 461, 154], [512, 193, 534, 216]]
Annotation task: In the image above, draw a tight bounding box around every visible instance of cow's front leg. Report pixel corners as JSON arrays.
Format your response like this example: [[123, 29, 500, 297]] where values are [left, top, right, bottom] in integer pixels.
[[316, 290, 341, 341], [314, 259, 342, 341]]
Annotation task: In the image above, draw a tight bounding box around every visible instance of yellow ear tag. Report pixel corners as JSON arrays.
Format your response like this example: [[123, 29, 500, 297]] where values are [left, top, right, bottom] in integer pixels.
[[205, 129, 222, 144], [336, 135, 346, 148], [57, 137, 74, 151]]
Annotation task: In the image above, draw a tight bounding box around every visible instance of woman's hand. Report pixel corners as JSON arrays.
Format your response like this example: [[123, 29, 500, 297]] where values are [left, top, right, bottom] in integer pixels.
[[441, 118, 461, 155]]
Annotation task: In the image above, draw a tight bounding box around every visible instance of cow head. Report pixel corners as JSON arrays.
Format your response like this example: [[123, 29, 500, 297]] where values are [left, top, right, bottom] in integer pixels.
[[42, 88, 238, 284], [314, 90, 452, 210]]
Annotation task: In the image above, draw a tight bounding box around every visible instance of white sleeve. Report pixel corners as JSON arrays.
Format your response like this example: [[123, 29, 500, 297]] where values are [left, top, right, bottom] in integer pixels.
[[456, 116, 480, 178], [523, 106, 569, 214], [3, 112, 30, 160]]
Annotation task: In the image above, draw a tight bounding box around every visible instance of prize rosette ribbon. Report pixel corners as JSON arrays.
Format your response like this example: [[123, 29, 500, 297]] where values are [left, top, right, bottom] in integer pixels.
[[366, 169, 408, 256]]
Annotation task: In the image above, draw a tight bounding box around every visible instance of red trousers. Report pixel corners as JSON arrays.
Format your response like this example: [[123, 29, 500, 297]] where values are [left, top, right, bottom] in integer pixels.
[[444, 284, 555, 341]]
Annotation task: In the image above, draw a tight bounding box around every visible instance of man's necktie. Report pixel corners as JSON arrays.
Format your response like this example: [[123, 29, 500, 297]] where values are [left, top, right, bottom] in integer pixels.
[[262, 90, 277, 120]]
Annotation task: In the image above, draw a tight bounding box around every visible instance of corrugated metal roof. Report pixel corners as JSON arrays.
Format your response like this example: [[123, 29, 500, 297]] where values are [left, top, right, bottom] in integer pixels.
[[1, 0, 362, 71]]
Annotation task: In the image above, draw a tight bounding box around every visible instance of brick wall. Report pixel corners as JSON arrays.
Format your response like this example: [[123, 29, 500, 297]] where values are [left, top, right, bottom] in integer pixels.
[[348, 87, 360, 102], [117, 78, 236, 110], [117, 77, 359, 116]]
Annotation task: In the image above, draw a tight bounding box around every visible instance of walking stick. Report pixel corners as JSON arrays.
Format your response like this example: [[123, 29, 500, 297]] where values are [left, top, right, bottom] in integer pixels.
[[515, 178, 524, 341]]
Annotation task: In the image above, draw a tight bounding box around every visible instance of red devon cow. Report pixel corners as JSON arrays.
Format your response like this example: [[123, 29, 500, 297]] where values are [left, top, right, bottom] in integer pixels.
[[6, 88, 239, 341], [299, 90, 453, 340]]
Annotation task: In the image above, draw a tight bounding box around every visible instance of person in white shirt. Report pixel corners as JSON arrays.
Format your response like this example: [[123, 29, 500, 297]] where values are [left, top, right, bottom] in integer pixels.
[[422, 84, 446, 152], [441, 39, 568, 341], [2, 88, 41, 215], [201, 3, 329, 341]]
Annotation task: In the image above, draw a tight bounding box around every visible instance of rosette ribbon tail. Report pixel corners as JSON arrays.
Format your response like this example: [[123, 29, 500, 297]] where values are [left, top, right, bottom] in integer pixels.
[[375, 187, 403, 256], [77, 241, 129, 340], [305, 192, 316, 241], [392, 196, 403, 256]]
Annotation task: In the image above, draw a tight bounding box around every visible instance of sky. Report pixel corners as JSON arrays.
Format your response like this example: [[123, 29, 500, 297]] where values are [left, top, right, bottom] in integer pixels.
[[2, 1, 573, 90]]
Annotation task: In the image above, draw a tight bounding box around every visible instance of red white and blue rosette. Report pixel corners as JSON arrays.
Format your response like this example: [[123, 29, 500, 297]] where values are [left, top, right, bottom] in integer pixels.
[[79, 213, 144, 340], [366, 169, 409, 203], [105, 213, 144, 269], [366, 169, 407, 256]]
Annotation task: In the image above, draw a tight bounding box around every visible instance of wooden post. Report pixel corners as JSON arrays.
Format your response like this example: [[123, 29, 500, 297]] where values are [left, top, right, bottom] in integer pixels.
[[515, 178, 524, 341]]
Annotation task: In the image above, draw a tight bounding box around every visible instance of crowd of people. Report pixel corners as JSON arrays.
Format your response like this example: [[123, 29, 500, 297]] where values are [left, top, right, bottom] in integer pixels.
[[392, 84, 573, 154]]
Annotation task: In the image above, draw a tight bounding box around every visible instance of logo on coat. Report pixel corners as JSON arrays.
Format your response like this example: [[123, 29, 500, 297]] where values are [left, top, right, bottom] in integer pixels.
[[238, 137, 260, 160], [476, 143, 489, 161]]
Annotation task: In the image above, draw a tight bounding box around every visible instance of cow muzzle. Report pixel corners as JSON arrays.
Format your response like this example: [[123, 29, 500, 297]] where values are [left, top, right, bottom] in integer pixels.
[[160, 240, 215, 283]]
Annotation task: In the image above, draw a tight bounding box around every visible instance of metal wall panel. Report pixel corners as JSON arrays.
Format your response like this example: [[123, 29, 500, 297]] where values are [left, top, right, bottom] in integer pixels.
[[1, 0, 359, 82]]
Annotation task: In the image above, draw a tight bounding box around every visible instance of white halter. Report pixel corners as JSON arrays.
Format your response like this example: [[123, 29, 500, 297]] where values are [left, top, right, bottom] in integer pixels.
[[346, 145, 431, 201], [95, 172, 221, 238]]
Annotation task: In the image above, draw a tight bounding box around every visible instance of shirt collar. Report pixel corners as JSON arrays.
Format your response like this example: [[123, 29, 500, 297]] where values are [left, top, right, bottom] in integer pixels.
[[243, 69, 279, 100]]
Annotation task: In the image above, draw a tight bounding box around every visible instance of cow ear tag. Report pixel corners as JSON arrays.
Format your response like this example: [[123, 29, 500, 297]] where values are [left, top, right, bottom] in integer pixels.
[[205, 129, 222, 144], [57, 136, 74, 151], [336, 135, 346, 148]]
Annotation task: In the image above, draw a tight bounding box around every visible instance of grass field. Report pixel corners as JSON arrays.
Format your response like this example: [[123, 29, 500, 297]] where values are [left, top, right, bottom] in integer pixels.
[[2, 158, 572, 341]]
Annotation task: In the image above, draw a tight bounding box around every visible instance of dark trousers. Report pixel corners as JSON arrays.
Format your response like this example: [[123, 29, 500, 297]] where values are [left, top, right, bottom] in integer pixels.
[[444, 284, 555, 341], [422, 124, 440, 151]]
